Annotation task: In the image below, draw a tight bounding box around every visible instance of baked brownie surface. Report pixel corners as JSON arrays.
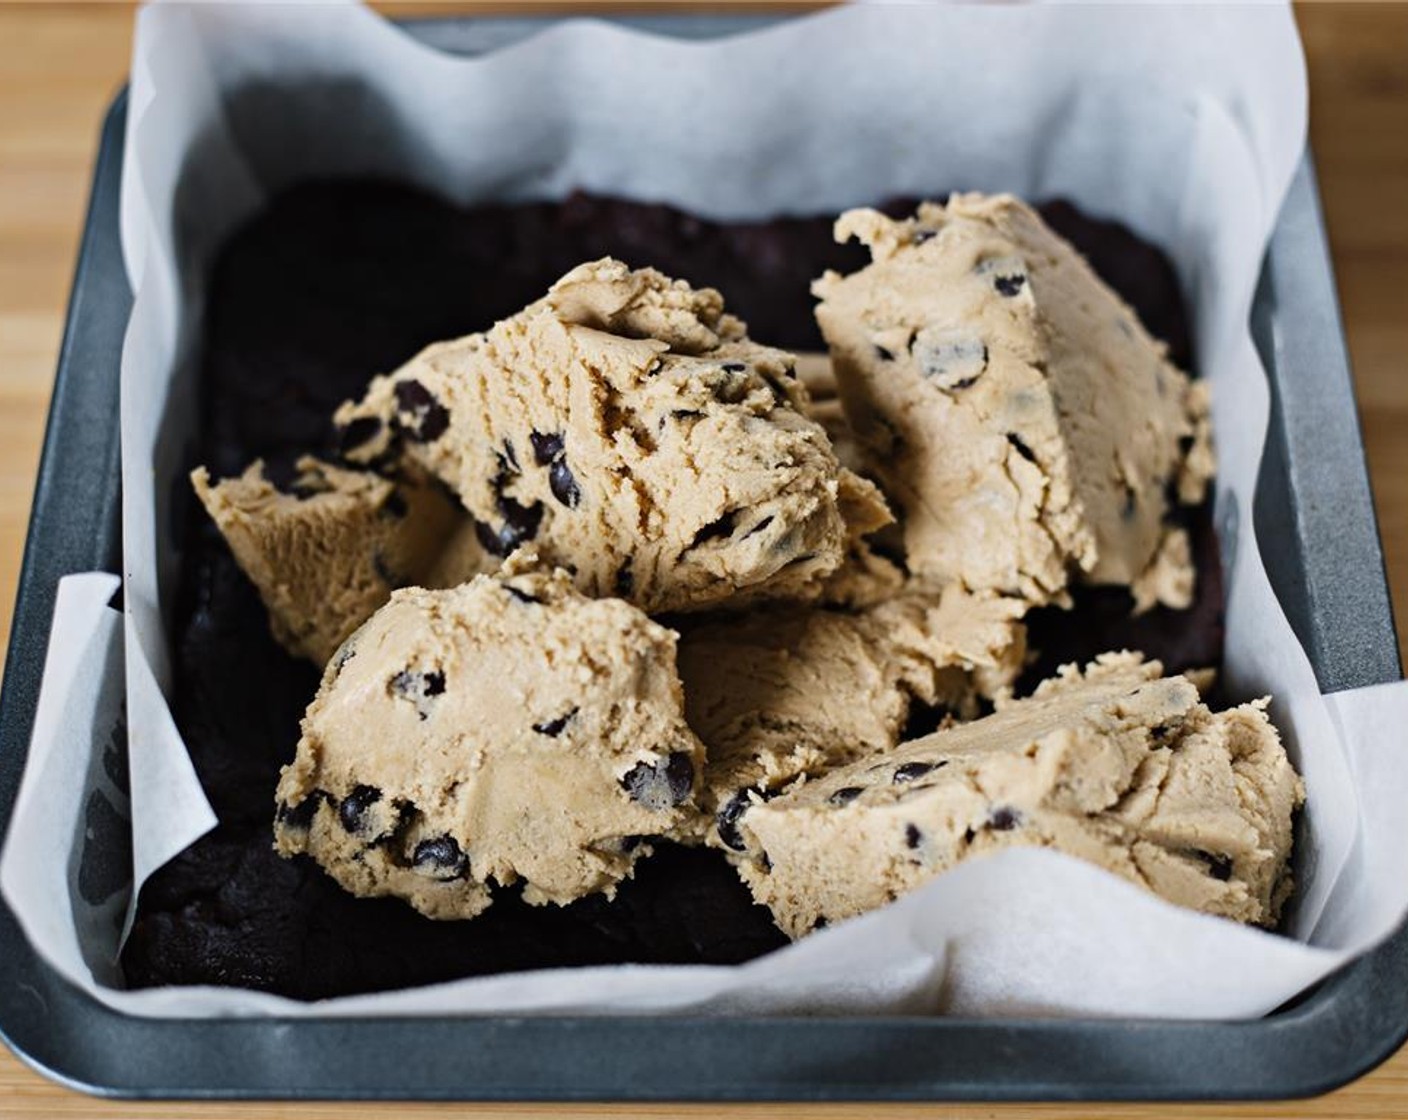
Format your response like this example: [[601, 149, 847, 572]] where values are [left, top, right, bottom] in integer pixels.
[[123, 184, 1217, 998]]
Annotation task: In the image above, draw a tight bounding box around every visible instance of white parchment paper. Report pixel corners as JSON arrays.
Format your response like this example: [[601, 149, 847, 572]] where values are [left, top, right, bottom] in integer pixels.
[[6, 0, 1408, 1020]]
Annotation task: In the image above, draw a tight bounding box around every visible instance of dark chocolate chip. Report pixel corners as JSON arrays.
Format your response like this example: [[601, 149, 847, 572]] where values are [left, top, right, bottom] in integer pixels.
[[548, 458, 581, 508], [412, 836, 468, 879], [1007, 433, 1037, 464], [813, 916, 829, 931], [532, 707, 578, 737], [392, 379, 450, 442], [614, 559, 634, 598], [1197, 851, 1234, 881], [670, 409, 702, 422], [529, 430, 564, 466], [620, 752, 695, 811], [963, 827, 977, 844], [1122, 484, 1138, 520], [893, 760, 945, 783], [472, 492, 545, 557], [500, 439, 521, 474], [721, 362, 747, 372], [690, 510, 737, 548], [874, 345, 894, 362], [994, 274, 1026, 297], [276, 791, 327, 832], [912, 332, 988, 390], [715, 789, 753, 852], [338, 785, 383, 834], [828, 786, 864, 807], [338, 415, 383, 455], [331, 643, 357, 675], [904, 823, 922, 849], [503, 583, 543, 605], [743, 515, 775, 540], [988, 806, 1021, 831]]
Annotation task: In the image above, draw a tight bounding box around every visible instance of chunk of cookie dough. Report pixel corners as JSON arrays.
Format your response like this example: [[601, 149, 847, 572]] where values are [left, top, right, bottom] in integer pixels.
[[334, 258, 888, 614], [814, 194, 1215, 611], [274, 563, 707, 919], [680, 585, 1027, 852], [737, 653, 1302, 937], [192, 458, 491, 665]]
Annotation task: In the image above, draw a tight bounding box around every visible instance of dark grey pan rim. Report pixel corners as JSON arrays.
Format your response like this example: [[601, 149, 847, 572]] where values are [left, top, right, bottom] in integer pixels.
[[0, 13, 1403, 1101]]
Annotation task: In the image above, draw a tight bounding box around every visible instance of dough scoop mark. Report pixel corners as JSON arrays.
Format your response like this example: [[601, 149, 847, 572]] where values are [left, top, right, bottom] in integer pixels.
[[338, 784, 384, 835], [620, 752, 695, 812], [532, 707, 579, 737], [392, 379, 450, 443], [411, 836, 469, 881]]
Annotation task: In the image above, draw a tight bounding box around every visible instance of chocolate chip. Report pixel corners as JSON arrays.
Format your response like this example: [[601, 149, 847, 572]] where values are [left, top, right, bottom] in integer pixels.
[[392, 379, 450, 442], [743, 515, 775, 540], [722, 362, 747, 373], [338, 785, 383, 834], [988, 806, 1021, 831], [893, 760, 944, 783], [529, 431, 564, 466], [715, 790, 753, 852], [812, 916, 829, 931], [412, 836, 468, 880], [331, 643, 357, 675], [963, 827, 977, 845], [276, 791, 327, 832], [670, 409, 701, 422], [994, 274, 1026, 298], [874, 345, 894, 361], [828, 786, 864, 807], [912, 328, 988, 391], [1196, 851, 1234, 881], [390, 669, 446, 720], [532, 707, 578, 737], [473, 487, 545, 557], [620, 752, 694, 811], [690, 510, 737, 548], [904, 823, 922, 849], [613, 559, 634, 598], [1007, 433, 1037, 464], [499, 439, 521, 474], [548, 458, 581, 508], [503, 583, 543, 604], [338, 416, 383, 455], [380, 490, 408, 519], [1122, 484, 1137, 521]]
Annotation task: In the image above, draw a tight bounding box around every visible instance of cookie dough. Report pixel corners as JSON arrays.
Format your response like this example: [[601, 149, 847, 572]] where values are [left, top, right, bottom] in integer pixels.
[[813, 194, 1214, 611], [737, 653, 1302, 937], [679, 585, 1027, 852], [335, 258, 887, 614], [274, 563, 707, 919], [192, 457, 490, 665]]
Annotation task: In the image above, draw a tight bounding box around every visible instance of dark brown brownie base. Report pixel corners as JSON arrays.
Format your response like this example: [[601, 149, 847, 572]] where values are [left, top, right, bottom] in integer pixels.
[[124, 184, 1217, 999]]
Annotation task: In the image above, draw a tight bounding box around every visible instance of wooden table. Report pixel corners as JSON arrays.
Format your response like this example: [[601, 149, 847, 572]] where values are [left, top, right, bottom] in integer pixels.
[[1, 3, 1404, 1116]]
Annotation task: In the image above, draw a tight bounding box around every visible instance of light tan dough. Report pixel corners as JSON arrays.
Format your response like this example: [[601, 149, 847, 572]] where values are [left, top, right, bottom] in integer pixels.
[[679, 585, 1027, 852], [813, 194, 1214, 611], [335, 258, 888, 614], [192, 457, 491, 665], [274, 562, 707, 919], [737, 653, 1302, 937]]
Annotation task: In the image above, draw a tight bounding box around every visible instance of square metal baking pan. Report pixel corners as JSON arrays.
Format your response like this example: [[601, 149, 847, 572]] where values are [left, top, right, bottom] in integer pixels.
[[0, 14, 1402, 1102]]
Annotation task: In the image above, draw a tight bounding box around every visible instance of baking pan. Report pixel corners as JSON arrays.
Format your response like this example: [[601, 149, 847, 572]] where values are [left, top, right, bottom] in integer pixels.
[[0, 15, 1403, 1101]]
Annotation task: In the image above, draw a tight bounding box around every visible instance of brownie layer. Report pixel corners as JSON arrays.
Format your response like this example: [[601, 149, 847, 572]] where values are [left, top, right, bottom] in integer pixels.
[[123, 183, 1216, 998]]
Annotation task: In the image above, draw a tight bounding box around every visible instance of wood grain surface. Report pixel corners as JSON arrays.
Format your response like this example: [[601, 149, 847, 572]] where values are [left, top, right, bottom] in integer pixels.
[[1, 3, 1405, 1116]]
